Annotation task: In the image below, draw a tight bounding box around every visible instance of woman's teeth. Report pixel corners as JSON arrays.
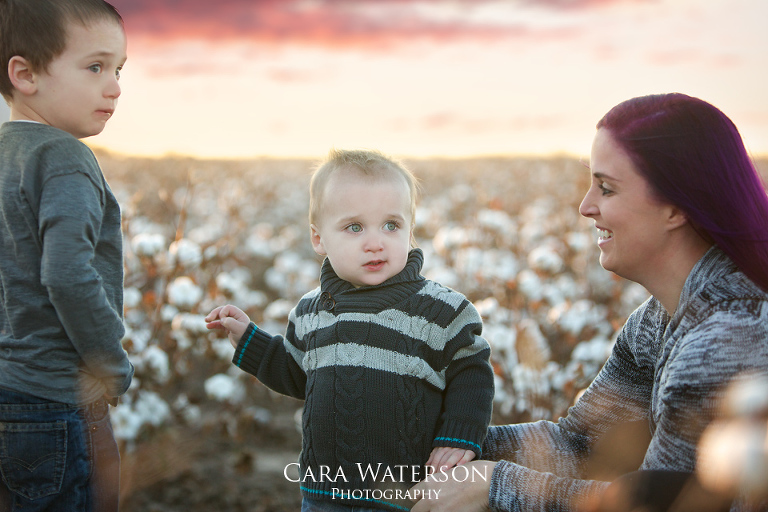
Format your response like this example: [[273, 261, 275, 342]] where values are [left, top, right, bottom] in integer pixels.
[[598, 229, 613, 240]]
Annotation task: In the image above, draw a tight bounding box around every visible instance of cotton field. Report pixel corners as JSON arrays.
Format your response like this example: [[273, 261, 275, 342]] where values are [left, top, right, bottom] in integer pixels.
[[102, 153, 643, 439], [98, 151, 766, 509]]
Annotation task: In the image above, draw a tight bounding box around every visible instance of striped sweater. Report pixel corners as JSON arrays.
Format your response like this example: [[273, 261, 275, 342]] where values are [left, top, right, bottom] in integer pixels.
[[233, 249, 494, 511], [484, 247, 768, 512]]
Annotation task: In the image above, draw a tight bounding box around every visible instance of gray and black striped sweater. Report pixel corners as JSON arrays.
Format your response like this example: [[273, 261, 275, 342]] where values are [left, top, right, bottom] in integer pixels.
[[484, 247, 768, 512], [233, 249, 494, 511]]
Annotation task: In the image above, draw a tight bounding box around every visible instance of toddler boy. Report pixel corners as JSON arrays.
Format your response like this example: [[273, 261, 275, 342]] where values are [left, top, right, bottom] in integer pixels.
[[0, 1, 133, 510], [206, 149, 494, 512]]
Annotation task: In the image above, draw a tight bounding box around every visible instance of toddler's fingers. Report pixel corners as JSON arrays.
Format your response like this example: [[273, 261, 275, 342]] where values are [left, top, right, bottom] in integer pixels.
[[204, 306, 224, 322], [205, 319, 223, 330], [459, 450, 475, 465]]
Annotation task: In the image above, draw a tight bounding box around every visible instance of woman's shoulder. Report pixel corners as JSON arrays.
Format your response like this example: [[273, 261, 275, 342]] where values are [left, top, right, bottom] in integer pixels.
[[687, 267, 768, 326]]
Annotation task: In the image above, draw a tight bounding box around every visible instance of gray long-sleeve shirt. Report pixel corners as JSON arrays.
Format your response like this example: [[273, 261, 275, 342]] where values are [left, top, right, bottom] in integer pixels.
[[0, 121, 133, 405], [483, 247, 768, 511]]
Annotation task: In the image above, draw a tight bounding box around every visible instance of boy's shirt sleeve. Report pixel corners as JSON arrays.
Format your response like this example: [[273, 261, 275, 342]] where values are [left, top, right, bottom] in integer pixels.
[[433, 300, 494, 458], [38, 170, 133, 397], [232, 317, 307, 399]]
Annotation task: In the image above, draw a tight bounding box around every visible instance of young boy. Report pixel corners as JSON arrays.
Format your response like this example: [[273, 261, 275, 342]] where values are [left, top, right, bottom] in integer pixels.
[[0, 1, 133, 510], [206, 149, 494, 512]]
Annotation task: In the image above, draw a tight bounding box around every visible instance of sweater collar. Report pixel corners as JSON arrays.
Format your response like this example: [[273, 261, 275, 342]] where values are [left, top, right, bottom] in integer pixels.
[[319, 248, 425, 295], [667, 246, 735, 326]]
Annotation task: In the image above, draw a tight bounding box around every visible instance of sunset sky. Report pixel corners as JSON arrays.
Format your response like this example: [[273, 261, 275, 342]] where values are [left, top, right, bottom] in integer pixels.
[[4, 0, 767, 159]]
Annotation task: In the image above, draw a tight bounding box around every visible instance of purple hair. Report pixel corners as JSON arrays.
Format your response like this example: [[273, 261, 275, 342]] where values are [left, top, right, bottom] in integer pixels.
[[598, 93, 768, 292]]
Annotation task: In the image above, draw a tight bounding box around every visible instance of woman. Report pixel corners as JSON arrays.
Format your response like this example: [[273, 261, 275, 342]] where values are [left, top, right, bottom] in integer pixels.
[[411, 93, 768, 512]]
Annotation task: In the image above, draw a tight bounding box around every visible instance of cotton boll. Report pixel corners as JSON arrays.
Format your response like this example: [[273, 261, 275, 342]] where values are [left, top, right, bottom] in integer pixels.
[[123, 287, 142, 309], [566, 231, 591, 253], [571, 336, 613, 365], [171, 313, 209, 335], [477, 209, 516, 234], [167, 277, 203, 310], [205, 374, 245, 404], [111, 390, 171, 441], [141, 345, 170, 384], [131, 233, 166, 258], [517, 269, 544, 302], [263, 299, 295, 321], [122, 327, 151, 353], [110, 402, 144, 441], [423, 265, 460, 290], [548, 300, 607, 337], [210, 338, 236, 361], [168, 239, 203, 268], [528, 245, 564, 274], [134, 390, 171, 427], [174, 394, 202, 425], [160, 304, 179, 323]]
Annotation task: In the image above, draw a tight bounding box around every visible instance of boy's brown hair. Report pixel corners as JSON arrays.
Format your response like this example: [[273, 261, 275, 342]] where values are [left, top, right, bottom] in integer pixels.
[[0, 0, 123, 101], [309, 148, 420, 227]]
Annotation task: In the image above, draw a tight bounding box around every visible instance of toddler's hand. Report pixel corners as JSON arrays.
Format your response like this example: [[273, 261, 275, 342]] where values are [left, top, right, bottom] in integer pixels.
[[426, 446, 476, 473], [205, 304, 250, 348]]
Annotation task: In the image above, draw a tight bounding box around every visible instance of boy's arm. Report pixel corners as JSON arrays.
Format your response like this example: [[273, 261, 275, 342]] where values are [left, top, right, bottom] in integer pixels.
[[433, 301, 495, 459], [232, 319, 307, 399], [38, 171, 133, 398]]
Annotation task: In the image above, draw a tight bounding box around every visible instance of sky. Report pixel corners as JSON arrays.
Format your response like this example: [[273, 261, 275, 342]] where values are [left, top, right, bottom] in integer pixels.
[[4, 0, 767, 159]]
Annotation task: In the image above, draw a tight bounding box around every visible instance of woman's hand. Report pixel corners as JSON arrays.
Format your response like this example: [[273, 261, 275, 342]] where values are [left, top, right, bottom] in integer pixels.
[[410, 460, 496, 512]]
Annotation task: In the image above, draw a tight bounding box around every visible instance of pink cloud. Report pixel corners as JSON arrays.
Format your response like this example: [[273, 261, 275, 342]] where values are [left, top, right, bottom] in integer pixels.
[[110, 0, 582, 48]]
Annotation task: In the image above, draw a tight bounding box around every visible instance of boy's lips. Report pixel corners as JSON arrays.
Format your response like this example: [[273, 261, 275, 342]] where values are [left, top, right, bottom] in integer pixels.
[[363, 260, 386, 271]]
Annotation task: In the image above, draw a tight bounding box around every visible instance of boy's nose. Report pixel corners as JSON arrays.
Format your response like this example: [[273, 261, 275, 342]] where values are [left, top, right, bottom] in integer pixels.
[[363, 233, 384, 251], [105, 78, 121, 99]]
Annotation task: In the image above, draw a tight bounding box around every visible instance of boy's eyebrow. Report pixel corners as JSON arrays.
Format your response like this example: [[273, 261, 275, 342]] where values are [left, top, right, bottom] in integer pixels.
[[83, 50, 125, 61], [336, 213, 407, 223]]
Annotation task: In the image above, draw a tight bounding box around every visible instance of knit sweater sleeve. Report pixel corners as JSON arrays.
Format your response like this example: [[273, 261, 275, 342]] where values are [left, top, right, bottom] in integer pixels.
[[432, 299, 494, 459], [232, 314, 307, 400], [482, 304, 656, 511]]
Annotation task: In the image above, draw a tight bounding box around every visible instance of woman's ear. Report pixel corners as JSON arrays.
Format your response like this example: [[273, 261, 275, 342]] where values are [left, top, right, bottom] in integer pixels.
[[8, 56, 38, 96], [665, 204, 689, 231], [310, 224, 326, 256]]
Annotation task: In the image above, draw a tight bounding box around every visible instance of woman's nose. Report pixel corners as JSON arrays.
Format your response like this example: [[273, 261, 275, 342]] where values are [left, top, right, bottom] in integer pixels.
[[579, 187, 598, 218]]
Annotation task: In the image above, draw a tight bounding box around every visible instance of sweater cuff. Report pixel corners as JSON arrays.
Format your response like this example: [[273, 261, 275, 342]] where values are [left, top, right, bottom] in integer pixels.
[[433, 420, 488, 458], [232, 322, 272, 375], [488, 460, 518, 511]]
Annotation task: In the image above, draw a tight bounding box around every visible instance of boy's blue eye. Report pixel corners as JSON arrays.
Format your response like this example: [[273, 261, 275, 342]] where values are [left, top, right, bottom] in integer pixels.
[[346, 224, 362, 233], [384, 221, 399, 232], [88, 64, 102, 73], [115, 67, 122, 80]]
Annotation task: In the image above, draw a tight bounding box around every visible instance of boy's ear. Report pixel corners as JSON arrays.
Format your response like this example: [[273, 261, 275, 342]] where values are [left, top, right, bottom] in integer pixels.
[[8, 56, 38, 95], [310, 224, 326, 256]]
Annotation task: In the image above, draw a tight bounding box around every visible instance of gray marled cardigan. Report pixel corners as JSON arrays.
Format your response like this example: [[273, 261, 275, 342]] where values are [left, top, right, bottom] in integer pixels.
[[483, 247, 768, 512]]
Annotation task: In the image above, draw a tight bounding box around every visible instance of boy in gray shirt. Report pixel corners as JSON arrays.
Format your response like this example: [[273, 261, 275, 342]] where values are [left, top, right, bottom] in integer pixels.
[[0, 1, 133, 510]]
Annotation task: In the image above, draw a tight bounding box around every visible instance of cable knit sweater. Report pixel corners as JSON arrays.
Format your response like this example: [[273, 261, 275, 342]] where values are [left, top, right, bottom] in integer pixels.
[[233, 249, 494, 511], [483, 247, 768, 512]]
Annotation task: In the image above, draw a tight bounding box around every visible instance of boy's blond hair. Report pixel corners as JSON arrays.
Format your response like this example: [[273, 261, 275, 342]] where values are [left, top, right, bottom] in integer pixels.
[[309, 148, 419, 227], [0, 0, 123, 101]]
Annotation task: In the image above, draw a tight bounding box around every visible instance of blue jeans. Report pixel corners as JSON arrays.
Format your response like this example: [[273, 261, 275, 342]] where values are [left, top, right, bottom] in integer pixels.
[[0, 387, 120, 512]]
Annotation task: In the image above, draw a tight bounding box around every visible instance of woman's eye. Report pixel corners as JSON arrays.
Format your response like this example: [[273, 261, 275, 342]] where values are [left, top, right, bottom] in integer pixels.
[[598, 183, 613, 196], [384, 221, 399, 232], [346, 224, 362, 233]]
